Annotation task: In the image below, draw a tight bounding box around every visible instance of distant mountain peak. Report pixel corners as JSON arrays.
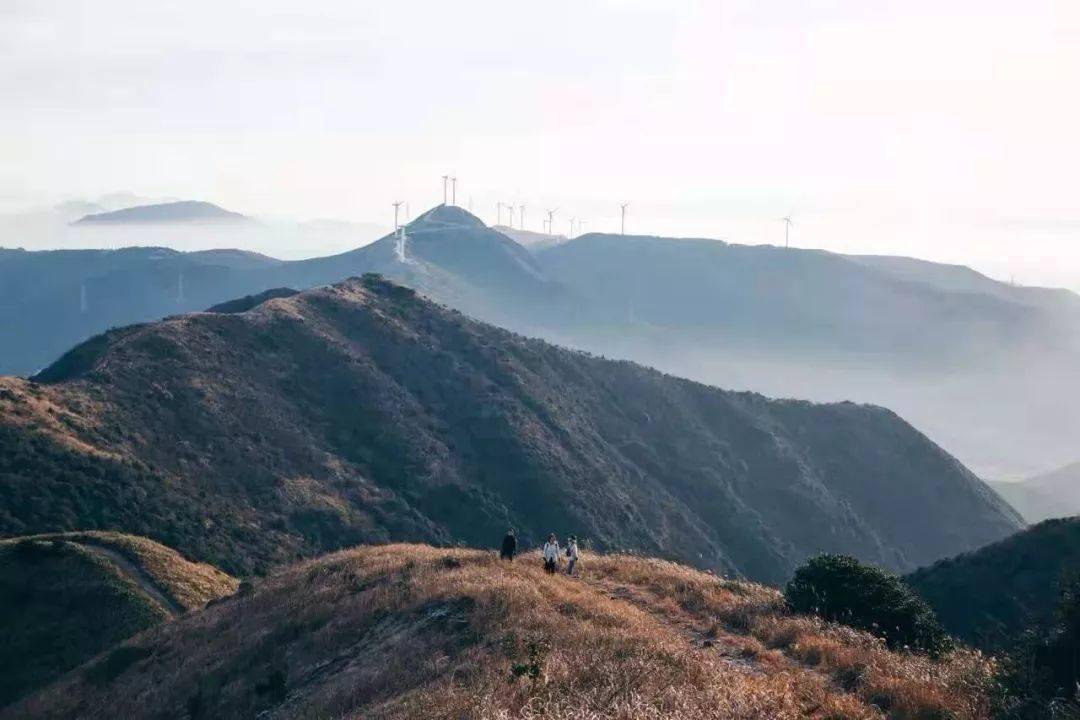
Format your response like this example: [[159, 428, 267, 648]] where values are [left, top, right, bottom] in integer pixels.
[[407, 204, 486, 230], [73, 200, 249, 225]]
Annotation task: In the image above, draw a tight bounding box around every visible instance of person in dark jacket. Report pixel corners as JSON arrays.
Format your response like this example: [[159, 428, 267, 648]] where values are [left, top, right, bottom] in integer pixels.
[[500, 529, 517, 561]]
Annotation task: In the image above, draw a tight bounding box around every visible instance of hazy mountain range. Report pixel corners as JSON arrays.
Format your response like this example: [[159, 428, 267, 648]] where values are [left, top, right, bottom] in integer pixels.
[[989, 462, 1080, 523], [4, 201, 1080, 477]]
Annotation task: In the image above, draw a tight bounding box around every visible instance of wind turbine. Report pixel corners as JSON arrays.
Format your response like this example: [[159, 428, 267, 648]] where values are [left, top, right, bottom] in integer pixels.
[[393, 201, 406, 261], [781, 216, 793, 248], [496, 202, 504, 226], [620, 203, 629, 235], [450, 177, 457, 206], [393, 201, 404, 232], [579, 219, 588, 234], [441, 175, 449, 205], [569, 217, 576, 237], [518, 205, 526, 231], [507, 204, 516, 229], [546, 208, 557, 236]]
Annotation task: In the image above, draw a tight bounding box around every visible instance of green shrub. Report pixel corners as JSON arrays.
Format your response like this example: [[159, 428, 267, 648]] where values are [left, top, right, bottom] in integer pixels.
[[784, 554, 953, 657]]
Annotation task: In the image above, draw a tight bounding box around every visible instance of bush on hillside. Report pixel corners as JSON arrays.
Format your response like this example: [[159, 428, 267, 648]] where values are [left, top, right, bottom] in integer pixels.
[[784, 554, 953, 657], [995, 572, 1080, 719]]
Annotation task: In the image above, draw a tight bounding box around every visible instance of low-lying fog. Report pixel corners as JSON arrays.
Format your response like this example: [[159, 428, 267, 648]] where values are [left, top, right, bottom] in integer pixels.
[[0, 208, 387, 260]]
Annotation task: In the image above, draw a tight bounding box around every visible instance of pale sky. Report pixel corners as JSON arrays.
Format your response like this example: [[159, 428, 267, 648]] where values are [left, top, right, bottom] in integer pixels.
[[3, 1, 1080, 287]]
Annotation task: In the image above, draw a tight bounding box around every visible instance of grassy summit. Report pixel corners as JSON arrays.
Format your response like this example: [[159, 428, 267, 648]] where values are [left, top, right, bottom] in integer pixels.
[[14, 544, 994, 720]]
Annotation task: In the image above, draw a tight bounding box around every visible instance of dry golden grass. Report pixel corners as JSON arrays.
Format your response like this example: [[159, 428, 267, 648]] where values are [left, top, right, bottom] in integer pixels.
[[585, 554, 995, 720], [9, 545, 993, 720]]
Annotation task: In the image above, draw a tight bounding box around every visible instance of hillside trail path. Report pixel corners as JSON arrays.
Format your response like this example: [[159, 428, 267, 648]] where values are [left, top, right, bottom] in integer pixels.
[[80, 542, 185, 615], [579, 573, 762, 674]]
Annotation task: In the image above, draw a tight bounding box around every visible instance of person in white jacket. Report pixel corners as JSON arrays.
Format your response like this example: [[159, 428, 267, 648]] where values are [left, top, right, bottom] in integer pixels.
[[565, 535, 580, 576], [542, 533, 560, 574]]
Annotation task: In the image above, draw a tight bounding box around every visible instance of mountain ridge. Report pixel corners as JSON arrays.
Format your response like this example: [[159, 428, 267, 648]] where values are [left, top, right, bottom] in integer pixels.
[[0, 274, 1020, 583]]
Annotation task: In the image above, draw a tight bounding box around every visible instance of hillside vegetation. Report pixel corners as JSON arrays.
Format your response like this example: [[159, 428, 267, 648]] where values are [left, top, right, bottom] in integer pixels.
[[0, 275, 1019, 581], [10, 544, 996, 720], [0, 532, 235, 706], [906, 517, 1080, 649]]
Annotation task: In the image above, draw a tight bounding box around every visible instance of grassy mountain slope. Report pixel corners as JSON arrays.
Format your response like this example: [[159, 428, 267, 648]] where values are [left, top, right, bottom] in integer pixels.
[[0, 275, 1019, 582], [10, 544, 996, 720], [0, 532, 235, 707], [906, 517, 1080, 648]]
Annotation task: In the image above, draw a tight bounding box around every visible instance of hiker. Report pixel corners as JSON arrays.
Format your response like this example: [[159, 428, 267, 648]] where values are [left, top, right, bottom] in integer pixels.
[[500, 529, 517, 561], [565, 535, 580, 576], [542, 533, 560, 574]]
